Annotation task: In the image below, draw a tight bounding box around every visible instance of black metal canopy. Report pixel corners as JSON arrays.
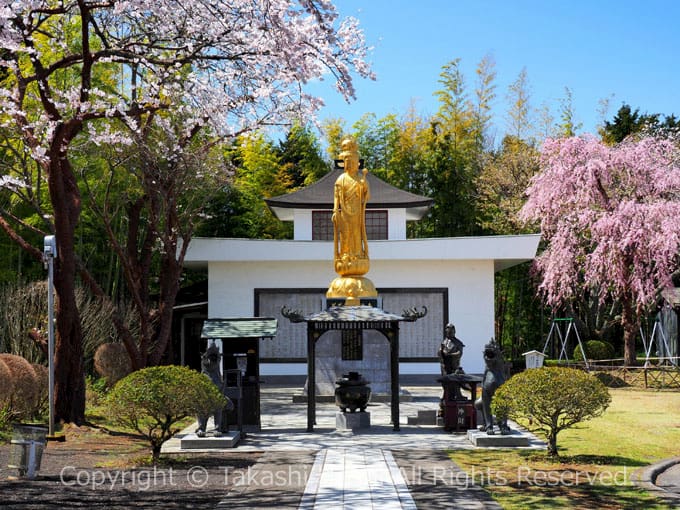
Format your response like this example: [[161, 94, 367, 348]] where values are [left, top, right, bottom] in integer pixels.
[[283, 305, 426, 432]]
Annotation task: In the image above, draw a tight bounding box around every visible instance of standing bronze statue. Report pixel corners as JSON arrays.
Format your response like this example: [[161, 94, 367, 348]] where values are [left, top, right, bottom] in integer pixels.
[[326, 137, 377, 305], [438, 323, 467, 405], [439, 323, 465, 377], [196, 343, 234, 437]]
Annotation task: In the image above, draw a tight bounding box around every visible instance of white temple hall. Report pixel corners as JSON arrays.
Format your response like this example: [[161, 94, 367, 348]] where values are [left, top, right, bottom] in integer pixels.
[[182, 165, 540, 392]]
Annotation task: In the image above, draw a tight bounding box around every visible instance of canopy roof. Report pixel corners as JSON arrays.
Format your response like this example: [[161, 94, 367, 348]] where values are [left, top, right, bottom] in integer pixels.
[[304, 305, 406, 323], [201, 318, 277, 339], [281, 305, 425, 332], [265, 168, 433, 221]]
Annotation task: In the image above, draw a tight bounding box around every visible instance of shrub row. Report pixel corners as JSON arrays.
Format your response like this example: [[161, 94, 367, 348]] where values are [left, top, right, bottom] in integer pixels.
[[0, 353, 48, 424]]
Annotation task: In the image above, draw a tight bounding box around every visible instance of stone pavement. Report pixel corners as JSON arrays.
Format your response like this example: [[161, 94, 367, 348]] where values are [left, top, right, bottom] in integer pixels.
[[299, 448, 416, 510], [164, 385, 543, 509]]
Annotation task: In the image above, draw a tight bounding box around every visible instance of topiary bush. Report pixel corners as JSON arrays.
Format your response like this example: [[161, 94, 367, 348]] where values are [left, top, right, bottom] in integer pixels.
[[106, 365, 228, 462], [94, 342, 132, 387], [0, 358, 14, 431], [492, 366, 611, 457], [0, 353, 38, 421], [573, 340, 616, 362]]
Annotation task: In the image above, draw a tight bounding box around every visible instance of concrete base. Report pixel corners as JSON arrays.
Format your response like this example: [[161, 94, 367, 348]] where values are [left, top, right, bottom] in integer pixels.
[[179, 430, 241, 449], [336, 411, 371, 431], [467, 428, 530, 447], [407, 409, 438, 426]]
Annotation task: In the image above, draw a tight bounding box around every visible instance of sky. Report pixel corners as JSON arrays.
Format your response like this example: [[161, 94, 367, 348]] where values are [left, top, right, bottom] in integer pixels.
[[307, 0, 680, 141]]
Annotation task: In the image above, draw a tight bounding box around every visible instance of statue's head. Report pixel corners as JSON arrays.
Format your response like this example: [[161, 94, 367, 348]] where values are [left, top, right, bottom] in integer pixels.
[[340, 136, 358, 155], [445, 323, 456, 337], [483, 339, 503, 366], [339, 137, 359, 174], [201, 343, 221, 372]]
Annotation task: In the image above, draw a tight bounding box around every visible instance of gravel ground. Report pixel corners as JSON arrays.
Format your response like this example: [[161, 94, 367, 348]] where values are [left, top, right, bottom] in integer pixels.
[[0, 424, 285, 510]]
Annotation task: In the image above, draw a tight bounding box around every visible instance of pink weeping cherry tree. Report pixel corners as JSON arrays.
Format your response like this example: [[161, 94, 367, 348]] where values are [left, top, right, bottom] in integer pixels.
[[0, 0, 373, 423], [520, 135, 680, 366]]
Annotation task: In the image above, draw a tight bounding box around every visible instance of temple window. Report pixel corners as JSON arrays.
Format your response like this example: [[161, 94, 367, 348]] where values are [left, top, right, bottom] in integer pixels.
[[312, 210, 388, 241]]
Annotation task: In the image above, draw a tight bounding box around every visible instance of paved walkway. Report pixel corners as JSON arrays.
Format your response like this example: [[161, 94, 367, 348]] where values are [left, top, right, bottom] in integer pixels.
[[164, 385, 542, 509], [300, 448, 416, 510]]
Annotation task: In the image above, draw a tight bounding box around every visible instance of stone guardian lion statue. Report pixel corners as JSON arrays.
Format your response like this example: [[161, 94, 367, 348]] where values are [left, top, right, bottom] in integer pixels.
[[474, 339, 510, 435]]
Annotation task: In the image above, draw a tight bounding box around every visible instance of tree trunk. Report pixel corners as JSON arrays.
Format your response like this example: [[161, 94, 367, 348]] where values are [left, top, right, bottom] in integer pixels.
[[151, 444, 162, 465], [621, 298, 638, 367], [547, 415, 560, 457], [547, 433, 558, 457], [53, 257, 86, 424], [148, 253, 182, 366], [49, 136, 86, 424]]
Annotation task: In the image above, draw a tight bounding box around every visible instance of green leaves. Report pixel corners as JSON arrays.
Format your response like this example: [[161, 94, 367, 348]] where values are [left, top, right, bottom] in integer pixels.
[[106, 365, 228, 460], [492, 366, 611, 456]]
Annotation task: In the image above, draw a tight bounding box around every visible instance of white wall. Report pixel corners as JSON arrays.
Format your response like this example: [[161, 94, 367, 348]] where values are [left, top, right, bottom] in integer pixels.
[[293, 210, 312, 240], [207, 257, 494, 373], [185, 235, 540, 374], [387, 209, 406, 240]]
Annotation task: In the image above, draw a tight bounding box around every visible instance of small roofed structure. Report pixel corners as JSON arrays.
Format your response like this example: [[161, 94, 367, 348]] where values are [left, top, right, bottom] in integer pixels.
[[201, 317, 278, 430], [265, 168, 433, 241], [282, 305, 425, 432]]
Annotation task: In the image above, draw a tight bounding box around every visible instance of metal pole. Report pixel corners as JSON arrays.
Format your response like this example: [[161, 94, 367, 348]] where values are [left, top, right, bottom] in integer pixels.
[[47, 255, 55, 436], [390, 326, 400, 432], [44, 235, 56, 437], [307, 327, 316, 432]]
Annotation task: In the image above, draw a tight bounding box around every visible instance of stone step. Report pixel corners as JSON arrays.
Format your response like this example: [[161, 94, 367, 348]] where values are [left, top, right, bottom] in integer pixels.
[[467, 428, 530, 447], [406, 409, 439, 426], [179, 431, 241, 449]]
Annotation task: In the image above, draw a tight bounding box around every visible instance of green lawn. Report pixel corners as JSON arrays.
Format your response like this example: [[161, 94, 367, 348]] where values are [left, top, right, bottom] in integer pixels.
[[449, 388, 680, 509]]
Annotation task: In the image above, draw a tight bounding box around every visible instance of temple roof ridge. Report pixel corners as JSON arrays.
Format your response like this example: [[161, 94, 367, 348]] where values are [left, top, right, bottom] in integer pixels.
[[265, 168, 433, 213]]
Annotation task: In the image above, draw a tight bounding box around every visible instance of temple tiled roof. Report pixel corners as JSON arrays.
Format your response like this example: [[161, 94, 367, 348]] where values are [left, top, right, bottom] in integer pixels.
[[265, 168, 433, 220]]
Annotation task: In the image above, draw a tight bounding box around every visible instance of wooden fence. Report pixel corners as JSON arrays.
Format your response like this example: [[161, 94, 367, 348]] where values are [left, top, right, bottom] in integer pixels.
[[583, 358, 680, 389]]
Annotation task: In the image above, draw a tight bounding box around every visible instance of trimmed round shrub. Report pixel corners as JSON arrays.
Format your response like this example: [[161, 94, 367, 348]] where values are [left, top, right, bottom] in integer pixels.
[[0, 358, 14, 411], [0, 353, 38, 420], [492, 366, 611, 457], [106, 365, 228, 461], [94, 343, 132, 387], [573, 340, 616, 361]]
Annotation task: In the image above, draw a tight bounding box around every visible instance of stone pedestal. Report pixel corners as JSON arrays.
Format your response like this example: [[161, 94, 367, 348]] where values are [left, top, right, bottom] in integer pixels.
[[180, 430, 241, 449], [442, 401, 476, 432], [336, 411, 371, 431], [407, 409, 438, 426], [467, 428, 530, 447]]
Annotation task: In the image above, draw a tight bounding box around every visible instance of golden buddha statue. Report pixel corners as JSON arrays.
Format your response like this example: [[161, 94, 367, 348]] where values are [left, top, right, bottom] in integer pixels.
[[326, 137, 377, 305]]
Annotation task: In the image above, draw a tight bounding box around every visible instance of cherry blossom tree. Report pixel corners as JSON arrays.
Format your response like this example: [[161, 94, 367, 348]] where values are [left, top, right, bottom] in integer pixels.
[[0, 0, 373, 423], [520, 136, 680, 365]]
